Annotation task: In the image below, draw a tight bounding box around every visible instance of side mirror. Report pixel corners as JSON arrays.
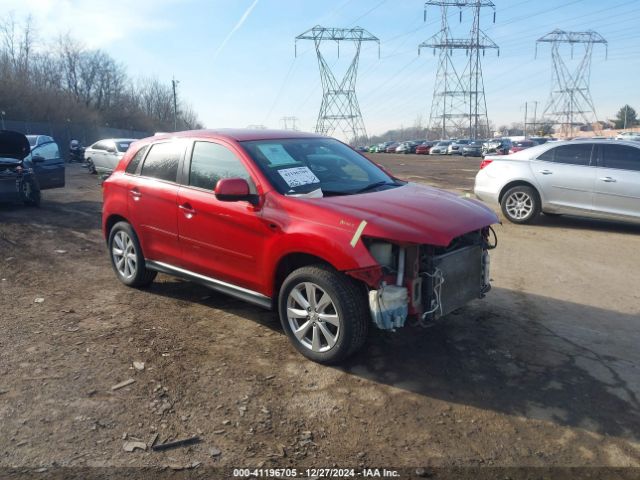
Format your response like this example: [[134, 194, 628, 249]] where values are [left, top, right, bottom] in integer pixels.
[[32, 154, 45, 163], [214, 178, 258, 205], [107, 147, 117, 154]]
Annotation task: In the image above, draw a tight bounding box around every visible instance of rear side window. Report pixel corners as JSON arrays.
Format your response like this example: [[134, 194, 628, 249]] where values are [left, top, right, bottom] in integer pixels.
[[600, 144, 640, 172], [189, 141, 252, 190], [140, 142, 182, 182], [537, 144, 593, 166], [125, 145, 148, 174]]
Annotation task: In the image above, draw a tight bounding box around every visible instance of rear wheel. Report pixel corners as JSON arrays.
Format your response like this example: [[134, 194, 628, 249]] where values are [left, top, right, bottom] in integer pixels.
[[278, 265, 369, 364], [501, 185, 540, 224], [108, 221, 156, 288], [21, 179, 41, 207]]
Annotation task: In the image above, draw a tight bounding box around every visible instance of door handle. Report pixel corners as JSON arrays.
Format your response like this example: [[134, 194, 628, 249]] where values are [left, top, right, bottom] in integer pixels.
[[600, 177, 617, 183], [179, 203, 196, 217], [539, 170, 553, 175], [130, 188, 141, 200]]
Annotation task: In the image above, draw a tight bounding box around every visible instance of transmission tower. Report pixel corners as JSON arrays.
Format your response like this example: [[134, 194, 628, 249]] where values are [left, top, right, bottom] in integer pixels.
[[295, 26, 379, 144], [536, 29, 607, 137], [420, 1, 498, 140], [280, 116, 299, 130]]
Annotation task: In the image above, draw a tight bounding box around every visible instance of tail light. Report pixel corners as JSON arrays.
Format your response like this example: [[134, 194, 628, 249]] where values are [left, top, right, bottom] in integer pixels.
[[479, 159, 493, 170]]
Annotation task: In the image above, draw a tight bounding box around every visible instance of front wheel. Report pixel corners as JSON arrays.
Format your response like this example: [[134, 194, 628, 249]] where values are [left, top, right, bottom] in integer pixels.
[[108, 221, 156, 288], [87, 158, 97, 174], [278, 265, 369, 364], [21, 179, 41, 206], [501, 185, 540, 224]]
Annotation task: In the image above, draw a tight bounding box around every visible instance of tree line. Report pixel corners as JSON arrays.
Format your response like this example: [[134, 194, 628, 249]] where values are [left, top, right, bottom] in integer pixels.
[[0, 14, 202, 133]]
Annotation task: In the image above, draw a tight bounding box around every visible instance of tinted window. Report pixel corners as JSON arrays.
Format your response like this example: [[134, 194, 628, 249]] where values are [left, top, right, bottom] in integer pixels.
[[92, 141, 107, 151], [32, 142, 60, 160], [125, 145, 148, 175], [538, 144, 592, 166], [140, 142, 182, 182], [26, 136, 37, 147], [601, 144, 640, 171], [189, 142, 251, 190], [116, 141, 133, 153]]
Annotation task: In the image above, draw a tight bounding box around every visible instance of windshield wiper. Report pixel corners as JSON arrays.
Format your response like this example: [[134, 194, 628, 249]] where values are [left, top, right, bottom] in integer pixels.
[[354, 180, 396, 194]]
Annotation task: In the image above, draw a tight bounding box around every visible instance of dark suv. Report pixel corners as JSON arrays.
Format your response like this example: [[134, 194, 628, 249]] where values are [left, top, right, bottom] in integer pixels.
[[0, 130, 65, 206], [102, 129, 498, 363]]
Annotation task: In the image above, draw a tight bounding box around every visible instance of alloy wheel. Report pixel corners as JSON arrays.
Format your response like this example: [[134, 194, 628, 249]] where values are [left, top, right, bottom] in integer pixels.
[[505, 191, 533, 220], [286, 282, 340, 353], [112, 230, 137, 279]]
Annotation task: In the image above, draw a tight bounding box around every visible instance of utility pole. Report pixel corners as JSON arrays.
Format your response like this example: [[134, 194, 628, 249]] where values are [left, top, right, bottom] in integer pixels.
[[536, 29, 607, 138], [524, 101, 528, 138], [420, 1, 499, 140], [295, 26, 379, 144], [532, 101, 538, 136], [171, 77, 179, 132], [624, 104, 628, 129]]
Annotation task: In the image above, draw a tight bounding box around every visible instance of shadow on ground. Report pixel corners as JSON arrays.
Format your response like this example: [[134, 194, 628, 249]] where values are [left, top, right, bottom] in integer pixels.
[[147, 279, 640, 442]]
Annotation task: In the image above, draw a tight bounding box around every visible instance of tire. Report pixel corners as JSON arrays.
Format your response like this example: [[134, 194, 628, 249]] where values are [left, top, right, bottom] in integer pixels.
[[500, 185, 540, 224], [108, 221, 156, 288], [278, 265, 369, 364], [87, 159, 97, 175], [21, 179, 41, 207]]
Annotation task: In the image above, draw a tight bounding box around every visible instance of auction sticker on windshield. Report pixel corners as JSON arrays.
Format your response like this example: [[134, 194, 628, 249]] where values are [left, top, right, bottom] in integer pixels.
[[278, 166, 320, 188], [257, 144, 298, 166]]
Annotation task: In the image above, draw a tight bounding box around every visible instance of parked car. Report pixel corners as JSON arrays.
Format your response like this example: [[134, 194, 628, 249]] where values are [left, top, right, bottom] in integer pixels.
[[482, 138, 512, 156], [616, 132, 640, 141], [448, 139, 471, 155], [85, 138, 136, 175], [26, 134, 55, 149], [430, 141, 451, 155], [462, 140, 484, 157], [385, 142, 400, 153], [415, 141, 434, 155], [103, 129, 498, 363], [0, 130, 65, 206], [509, 140, 537, 154], [396, 141, 420, 154], [474, 139, 640, 225]]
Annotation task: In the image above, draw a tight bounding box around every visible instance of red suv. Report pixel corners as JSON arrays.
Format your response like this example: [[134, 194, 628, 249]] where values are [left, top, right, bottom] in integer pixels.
[[102, 130, 498, 363]]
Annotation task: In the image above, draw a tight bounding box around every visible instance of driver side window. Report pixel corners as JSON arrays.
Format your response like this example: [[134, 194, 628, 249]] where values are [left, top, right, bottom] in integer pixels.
[[188, 141, 255, 192]]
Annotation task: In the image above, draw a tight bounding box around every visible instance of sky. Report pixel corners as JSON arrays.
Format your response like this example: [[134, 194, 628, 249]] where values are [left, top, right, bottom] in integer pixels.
[[3, 0, 639, 140]]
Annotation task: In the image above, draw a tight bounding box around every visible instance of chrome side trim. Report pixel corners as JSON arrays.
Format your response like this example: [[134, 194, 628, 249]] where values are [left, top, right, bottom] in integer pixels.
[[145, 260, 272, 310]]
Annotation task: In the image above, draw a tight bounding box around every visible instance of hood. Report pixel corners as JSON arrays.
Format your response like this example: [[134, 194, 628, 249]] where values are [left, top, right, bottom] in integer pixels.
[[0, 130, 31, 161], [311, 183, 499, 246]]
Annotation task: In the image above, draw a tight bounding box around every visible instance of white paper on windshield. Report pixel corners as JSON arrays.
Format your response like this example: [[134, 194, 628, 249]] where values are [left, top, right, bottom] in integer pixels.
[[278, 166, 320, 188], [287, 187, 324, 198], [257, 144, 298, 166]]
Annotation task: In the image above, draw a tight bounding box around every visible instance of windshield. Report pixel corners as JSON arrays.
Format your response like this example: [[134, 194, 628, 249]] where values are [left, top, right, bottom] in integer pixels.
[[241, 138, 399, 196], [26, 135, 37, 147], [116, 141, 133, 152]]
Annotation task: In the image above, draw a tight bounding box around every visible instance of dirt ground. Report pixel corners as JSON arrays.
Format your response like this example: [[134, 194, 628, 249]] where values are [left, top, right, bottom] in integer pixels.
[[1, 154, 640, 477]]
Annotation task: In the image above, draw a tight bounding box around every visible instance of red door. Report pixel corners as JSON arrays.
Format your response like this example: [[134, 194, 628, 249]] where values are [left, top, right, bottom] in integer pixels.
[[127, 141, 185, 265], [177, 141, 272, 293]]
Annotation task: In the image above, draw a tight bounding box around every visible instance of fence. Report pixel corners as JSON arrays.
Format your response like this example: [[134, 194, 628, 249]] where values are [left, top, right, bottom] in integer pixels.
[[1, 119, 151, 160]]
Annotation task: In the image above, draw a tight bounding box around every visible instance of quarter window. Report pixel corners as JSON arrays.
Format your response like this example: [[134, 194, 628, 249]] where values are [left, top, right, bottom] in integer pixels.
[[189, 142, 252, 190], [140, 142, 182, 183], [125, 145, 148, 175], [537, 144, 593, 166], [600, 144, 640, 172]]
